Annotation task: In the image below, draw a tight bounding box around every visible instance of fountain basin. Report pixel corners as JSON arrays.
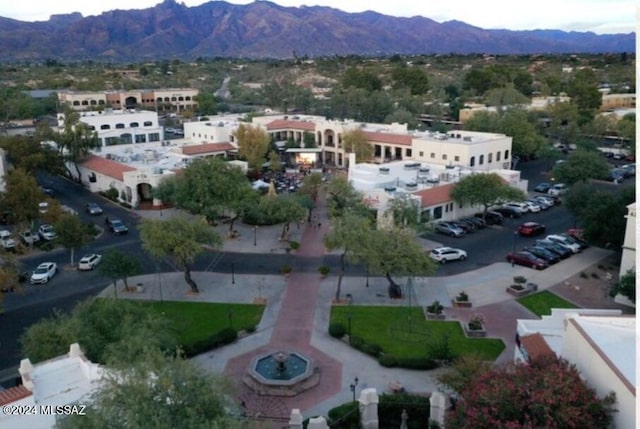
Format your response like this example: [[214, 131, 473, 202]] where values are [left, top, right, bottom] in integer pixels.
[[244, 351, 319, 396]]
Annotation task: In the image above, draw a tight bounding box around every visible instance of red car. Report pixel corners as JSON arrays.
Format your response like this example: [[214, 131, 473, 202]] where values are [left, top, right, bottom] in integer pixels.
[[517, 222, 546, 237], [506, 251, 549, 270]]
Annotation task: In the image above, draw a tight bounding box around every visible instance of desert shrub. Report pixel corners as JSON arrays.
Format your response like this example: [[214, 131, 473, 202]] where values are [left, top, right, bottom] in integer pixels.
[[378, 354, 398, 367]]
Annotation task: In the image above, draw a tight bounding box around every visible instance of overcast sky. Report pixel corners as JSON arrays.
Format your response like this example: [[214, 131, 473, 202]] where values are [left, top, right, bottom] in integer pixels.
[[1, 0, 636, 34]]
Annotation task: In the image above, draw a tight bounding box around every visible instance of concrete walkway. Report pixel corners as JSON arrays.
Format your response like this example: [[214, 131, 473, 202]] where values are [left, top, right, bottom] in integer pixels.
[[104, 199, 616, 419]]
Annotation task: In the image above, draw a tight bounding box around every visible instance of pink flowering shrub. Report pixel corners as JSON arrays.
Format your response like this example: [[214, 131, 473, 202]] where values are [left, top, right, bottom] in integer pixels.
[[446, 354, 616, 429]]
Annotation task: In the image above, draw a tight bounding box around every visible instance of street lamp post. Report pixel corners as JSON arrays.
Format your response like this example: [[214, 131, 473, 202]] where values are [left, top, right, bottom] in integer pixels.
[[253, 226, 257, 247], [350, 376, 359, 402], [365, 267, 369, 288], [347, 315, 352, 345], [231, 262, 235, 285], [227, 309, 233, 329], [512, 231, 518, 267]]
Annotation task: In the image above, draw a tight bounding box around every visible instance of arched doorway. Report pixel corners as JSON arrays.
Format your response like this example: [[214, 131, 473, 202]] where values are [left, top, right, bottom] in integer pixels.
[[125, 96, 138, 109], [136, 183, 153, 208]]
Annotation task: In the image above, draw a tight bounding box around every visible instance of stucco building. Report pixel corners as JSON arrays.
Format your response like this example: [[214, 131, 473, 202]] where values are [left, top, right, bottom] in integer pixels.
[[57, 88, 198, 112], [515, 309, 636, 429]]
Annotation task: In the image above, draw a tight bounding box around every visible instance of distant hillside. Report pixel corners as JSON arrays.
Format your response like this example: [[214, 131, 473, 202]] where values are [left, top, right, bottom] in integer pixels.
[[0, 0, 634, 61]]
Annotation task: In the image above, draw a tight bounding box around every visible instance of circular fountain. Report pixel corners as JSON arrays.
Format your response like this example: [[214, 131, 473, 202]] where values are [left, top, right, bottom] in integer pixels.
[[244, 351, 319, 396]]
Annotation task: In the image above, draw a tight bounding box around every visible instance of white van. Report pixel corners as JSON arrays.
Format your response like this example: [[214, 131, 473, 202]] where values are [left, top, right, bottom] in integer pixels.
[[0, 230, 16, 250]]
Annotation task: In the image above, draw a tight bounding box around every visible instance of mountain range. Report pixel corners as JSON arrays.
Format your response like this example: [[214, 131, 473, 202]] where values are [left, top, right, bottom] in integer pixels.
[[0, 0, 634, 61]]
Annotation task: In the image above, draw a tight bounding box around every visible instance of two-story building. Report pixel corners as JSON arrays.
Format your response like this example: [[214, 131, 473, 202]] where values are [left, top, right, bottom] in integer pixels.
[[57, 88, 198, 112]]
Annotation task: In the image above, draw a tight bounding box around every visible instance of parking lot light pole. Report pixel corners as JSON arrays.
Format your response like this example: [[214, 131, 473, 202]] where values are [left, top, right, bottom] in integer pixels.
[[253, 226, 257, 246], [350, 376, 359, 403], [231, 262, 235, 285], [512, 231, 518, 267]]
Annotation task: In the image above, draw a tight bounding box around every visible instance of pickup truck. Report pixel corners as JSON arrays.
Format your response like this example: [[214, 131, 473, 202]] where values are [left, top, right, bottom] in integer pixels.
[[20, 230, 41, 245], [0, 230, 16, 251]]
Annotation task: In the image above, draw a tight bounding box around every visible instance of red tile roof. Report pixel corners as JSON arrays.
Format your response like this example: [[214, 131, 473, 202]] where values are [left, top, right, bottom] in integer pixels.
[[0, 385, 32, 406], [362, 131, 412, 146], [181, 142, 236, 155], [414, 183, 456, 207], [81, 155, 136, 181], [265, 119, 316, 131], [520, 333, 554, 361]]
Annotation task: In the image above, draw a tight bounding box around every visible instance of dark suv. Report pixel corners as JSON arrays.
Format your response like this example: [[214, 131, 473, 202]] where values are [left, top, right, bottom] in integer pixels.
[[475, 211, 503, 225]]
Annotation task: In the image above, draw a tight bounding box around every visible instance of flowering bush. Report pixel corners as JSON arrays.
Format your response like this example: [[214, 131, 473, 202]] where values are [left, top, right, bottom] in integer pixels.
[[445, 355, 616, 428], [467, 313, 485, 330], [427, 300, 444, 314], [456, 291, 469, 302]]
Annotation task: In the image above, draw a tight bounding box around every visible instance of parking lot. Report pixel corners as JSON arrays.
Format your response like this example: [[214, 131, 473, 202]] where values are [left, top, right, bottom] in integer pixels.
[[424, 196, 576, 276]]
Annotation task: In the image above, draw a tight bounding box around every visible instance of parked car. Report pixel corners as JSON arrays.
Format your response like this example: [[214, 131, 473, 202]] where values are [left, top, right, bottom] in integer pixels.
[[0, 230, 16, 251], [40, 186, 54, 196], [530, 195, 554, 209], [545, 234, 581, 254], [19, 230, 40, 245], [558, 232, 588, 250], [492, 206, 522, 219], [533, 182, 551, 193], [38, 224, 56, 241], [30, 262, 57, 284], [506, 251, 548, 270], [38, 201, 49, 214], [86, 202, 103, 216], [548, 183, 568, 196], [435, 222, 465, 237], [78, 254, 102, 271], [523, 200, 542, 212], [429, 247, 467, 263], [451, 220, 476, 233], [619, 164, 635, 177], [462, 216, 486, 229], [518, 222, 546, 237], [535, 239, 572, 259], [106, 218, 129, 235], [522, 246, 560, 265], [502, 202, 528, 213], [475, 211, 504, 225]]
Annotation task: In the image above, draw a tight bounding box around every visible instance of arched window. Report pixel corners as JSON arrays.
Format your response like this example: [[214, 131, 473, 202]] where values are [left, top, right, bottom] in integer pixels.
[[90, 100, 97, 105], [115, 123, 125, 129], [157, 97, 163, 103], [72, 101, 80, 106], [130, 122, 139, 128], [185, 96, 191, 101], [81, 100, 88, 105], [164, 97, 170, 102], [178, 96, 184, 101], [171, 97, 177, 101], [100, 124, 111, 130], [479, 154, 484, 165], [505, 150, 510, 159], [470, 156, 475, 167], [488, 153, 492, 163], [496, 151, 501, 161], [143, 121, 152, 126]]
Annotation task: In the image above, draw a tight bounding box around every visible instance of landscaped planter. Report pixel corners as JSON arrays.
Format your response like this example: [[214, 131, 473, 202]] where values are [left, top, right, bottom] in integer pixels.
[[426, 312, 446, 320], [506, 285, 530, 297], [453, 299, 472, 308], [464, 323, 487, 338]]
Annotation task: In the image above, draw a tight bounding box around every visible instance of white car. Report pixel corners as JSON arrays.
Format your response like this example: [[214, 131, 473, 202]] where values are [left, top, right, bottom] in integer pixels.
[[0, 230, 16, 251], [545, 234, 581, 254], [78, 254, 102, 271], [30, 262, 57, 284], [524, 201, 542, 212], [20, 230, 40, 245], [502, 202, 527, 213], [38, 224, 56, 241], [548, 183, 568, 196], [38, 201, 49, 214], [429, 247, 467, 263]]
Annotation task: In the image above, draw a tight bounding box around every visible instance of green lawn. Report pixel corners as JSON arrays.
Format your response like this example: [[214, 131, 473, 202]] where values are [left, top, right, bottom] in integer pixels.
[[135, 301, 265, 347], [517, 291, 579, 317], [331, 306, 504, 361]]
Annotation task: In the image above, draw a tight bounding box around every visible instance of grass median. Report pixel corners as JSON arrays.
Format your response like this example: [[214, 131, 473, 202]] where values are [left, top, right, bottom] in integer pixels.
[[516, 290, 579, 317], [330, 306, 504, 363]]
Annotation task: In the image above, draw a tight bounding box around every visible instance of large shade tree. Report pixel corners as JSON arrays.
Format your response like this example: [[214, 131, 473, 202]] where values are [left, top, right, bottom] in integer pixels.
[[139, 215, 222, 293], [153, 157, 254, 235], [0, 168, 42, 227], [56, 349, 243, 429], [56, 106, 101, 181], [55, 213, 87, 266], [450, 173, 527, 218], [342, 128, 374, 163], [234, 123, 270, 171], [98, 249, 143, 296], [550, 149, 610, 184]]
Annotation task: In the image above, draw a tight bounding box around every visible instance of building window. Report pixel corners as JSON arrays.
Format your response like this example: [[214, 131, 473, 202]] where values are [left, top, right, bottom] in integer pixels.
[[497, 151, 501, 161], [171, 97, 177, 101], [143, 121, 152, 126], [419, 151, 424, 157], [100, 124, 110, 130], [186, 96, 191, 101], [470, 156, 475, 167], [505, 150, 510, 159], [130, 122, 139, 128], [430, 153, 434, 158], [81, 100, 88, 106], [479, 154, 484, 165], [115, 123, 125, 129], [135, 134, 146, 143], [90, 100, 97, 105], [488, 153, 492, 163], [454, 155, 460, 162], [406, 148, 412, 157], [105, 137, 120, 146], [442, 154, 447, 160], [98, 100, 105, 105], [433, 206, 443, 219], [148, 133, 160, 142], [72, 101, 80, 106]]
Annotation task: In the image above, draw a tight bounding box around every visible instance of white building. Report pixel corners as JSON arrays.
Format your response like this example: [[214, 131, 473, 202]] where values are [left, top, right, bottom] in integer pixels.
[[58, 88, 199, 112], [58, 109, 164, 147], [0, 344, 103, 429], [347, 153, 526, 223], [616, 202, 636, 307], [515, 309, 636, 429]]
